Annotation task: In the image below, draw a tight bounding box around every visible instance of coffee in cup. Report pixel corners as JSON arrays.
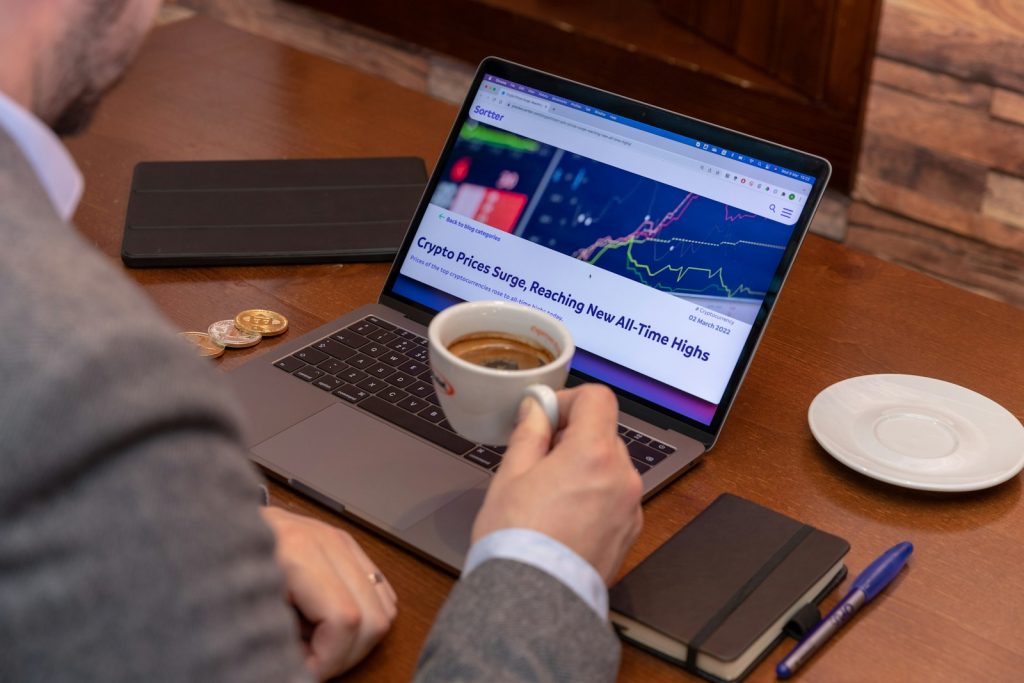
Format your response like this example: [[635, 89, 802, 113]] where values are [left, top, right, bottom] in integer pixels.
[[446, 332, 555, 370]]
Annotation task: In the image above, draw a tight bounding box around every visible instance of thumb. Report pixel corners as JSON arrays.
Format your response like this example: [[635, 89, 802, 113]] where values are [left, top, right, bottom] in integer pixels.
[[498, 396, 553, 479]]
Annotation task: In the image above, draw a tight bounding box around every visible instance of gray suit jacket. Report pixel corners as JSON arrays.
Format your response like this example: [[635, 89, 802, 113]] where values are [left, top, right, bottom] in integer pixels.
[[415, 559, 620, 682], [0, 129, 620, 681]]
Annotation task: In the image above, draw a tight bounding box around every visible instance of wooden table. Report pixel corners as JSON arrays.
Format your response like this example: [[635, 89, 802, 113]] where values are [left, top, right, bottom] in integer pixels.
[[66, 17, 1024, 683]]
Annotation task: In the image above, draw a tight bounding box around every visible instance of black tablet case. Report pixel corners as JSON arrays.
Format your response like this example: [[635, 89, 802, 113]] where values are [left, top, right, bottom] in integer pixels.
[[121, 157, 426, 266]]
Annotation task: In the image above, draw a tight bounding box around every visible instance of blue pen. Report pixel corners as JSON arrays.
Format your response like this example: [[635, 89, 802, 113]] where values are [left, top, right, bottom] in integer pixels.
[[776, 541, 913, 679]]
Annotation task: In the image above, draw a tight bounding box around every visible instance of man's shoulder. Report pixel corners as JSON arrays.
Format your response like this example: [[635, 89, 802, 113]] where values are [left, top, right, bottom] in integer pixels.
[[0, 126, 185, 356], [0, 126, 248, 509], [0, 129, 175, 357]]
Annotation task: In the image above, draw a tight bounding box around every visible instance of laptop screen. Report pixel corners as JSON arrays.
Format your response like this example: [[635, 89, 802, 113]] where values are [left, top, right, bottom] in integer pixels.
[[384, 61, 827, 435]]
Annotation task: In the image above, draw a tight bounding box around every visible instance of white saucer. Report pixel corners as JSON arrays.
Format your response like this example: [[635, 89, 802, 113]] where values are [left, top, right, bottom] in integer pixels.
[[808, 374, 1024, 492]]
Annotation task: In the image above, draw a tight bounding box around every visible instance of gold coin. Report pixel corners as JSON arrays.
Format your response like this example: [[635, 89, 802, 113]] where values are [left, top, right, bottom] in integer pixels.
[[178, 331, 225, 359], [235, 309, 289, 337], [208, 320, 262, 348]]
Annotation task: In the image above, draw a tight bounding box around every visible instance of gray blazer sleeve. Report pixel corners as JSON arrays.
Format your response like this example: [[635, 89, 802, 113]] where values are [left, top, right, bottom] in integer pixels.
[[0, 133, 312, 682], [414, 559, 622, 683]]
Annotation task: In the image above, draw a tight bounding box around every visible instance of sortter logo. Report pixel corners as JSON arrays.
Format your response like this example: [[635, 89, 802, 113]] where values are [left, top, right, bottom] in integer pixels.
[[472, 105, 504, 122]]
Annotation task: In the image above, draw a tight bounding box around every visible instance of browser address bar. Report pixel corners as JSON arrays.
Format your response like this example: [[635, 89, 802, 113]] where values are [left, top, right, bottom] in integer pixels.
[[504, 90, 551, 112], [507, 102, 635, 149]]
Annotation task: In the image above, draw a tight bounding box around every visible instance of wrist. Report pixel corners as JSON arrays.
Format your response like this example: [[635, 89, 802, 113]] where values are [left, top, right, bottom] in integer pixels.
[[464, 528, 608, 619]]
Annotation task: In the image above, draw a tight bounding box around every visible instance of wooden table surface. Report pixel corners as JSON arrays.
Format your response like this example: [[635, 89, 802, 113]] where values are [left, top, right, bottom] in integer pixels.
[[66, 17, 1024, 683]]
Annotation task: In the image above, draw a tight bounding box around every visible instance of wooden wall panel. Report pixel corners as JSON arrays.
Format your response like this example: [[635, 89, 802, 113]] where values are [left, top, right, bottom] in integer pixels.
[[846, 202, 1024, 306], [877, 0, 1024, 92], [864, 83, 1024, 176], [858, 132, 987, 214], [856, 175, 1024, 252], [872, 58, 992, 108], [982, 172, 1024, 230], [850, 0, 1024, 307], [991, 88, 1024, 125]]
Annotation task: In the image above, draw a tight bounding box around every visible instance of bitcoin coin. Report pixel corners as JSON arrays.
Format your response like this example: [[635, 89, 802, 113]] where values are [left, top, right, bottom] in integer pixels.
[[179, 331, 226, 359], [235, 309, 289, 337], [208, 319, 263, 348]]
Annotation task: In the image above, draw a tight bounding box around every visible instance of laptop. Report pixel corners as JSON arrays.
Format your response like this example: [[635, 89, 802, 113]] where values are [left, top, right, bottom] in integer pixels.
[[226, 58, 831, 572]]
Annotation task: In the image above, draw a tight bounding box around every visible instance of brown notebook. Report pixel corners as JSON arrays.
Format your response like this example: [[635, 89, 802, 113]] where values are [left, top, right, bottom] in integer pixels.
[[609, 493, 849, 682]]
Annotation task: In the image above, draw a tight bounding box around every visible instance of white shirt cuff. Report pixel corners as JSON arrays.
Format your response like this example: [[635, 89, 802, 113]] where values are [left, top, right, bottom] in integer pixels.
[[463, 528, 608, 619]]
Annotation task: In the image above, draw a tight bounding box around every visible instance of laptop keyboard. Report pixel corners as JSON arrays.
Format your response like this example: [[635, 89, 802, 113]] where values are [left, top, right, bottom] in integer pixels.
[[273, 315, 675, 474]]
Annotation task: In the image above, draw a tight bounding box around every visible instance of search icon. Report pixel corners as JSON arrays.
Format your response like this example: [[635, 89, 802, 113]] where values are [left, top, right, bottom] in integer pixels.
[[769, 203, 776, 213]]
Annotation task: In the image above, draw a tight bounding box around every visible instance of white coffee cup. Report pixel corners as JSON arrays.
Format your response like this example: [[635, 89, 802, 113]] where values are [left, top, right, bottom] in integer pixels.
[[427, 300, 574, 446]]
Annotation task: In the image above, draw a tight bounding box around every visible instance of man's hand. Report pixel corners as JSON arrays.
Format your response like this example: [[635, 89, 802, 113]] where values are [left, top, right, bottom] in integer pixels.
[[260, 507, 397, 680], [471, 384, 644, 584]]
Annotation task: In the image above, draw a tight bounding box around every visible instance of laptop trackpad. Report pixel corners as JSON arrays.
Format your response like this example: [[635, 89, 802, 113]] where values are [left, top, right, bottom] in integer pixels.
[[252, 404, 488, 530]]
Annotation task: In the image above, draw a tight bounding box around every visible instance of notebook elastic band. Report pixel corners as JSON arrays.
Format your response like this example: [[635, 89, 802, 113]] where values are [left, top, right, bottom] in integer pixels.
[[686, 524, 813, 668]]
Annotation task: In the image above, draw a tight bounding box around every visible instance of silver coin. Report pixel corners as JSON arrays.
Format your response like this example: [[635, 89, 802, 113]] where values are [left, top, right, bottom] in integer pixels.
[[208, 319, 262, 348]]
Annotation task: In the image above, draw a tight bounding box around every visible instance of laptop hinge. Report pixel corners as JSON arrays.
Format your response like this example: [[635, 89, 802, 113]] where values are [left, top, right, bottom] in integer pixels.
[[567, 374, 715, 448], [378, 293, 434, 327]]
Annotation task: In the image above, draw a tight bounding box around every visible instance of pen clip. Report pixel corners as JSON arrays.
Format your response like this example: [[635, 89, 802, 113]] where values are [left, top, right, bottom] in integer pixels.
[[782, 603, 822, 640]]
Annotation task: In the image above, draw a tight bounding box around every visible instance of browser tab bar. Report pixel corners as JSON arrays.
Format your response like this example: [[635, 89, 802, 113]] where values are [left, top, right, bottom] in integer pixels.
[[470, 86, 810, 224]]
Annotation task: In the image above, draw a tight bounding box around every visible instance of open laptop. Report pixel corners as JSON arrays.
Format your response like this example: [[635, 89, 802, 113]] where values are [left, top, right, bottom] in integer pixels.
[[226, 58, 831, 572]]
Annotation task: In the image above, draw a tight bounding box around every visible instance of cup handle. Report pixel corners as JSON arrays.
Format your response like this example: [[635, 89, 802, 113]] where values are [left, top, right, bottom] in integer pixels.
[[523, 384, 559, 432]]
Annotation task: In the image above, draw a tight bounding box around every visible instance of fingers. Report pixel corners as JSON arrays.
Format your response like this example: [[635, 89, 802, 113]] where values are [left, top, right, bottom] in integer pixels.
[[498, 395, 554, 479], [497, 384, 625, 484], [284, 545, 363, 677], [306, 532, 394, 678], [469, 382, 645, 582], [332, 530, 398, 618], [261, 508, 396, 680], [547, 385, 624, 466], [556, 384, 621, 435], [500, 384, 619, 475]]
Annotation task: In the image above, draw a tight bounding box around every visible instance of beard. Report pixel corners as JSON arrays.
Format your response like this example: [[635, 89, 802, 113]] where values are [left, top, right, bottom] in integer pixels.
[[37, 0, 141, 137], [51, 85, 104, 137]]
